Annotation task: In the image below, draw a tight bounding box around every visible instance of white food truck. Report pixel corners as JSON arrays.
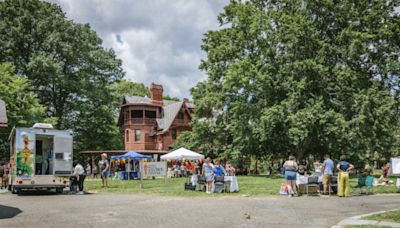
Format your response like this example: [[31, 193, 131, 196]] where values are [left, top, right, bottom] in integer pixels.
[[8, 123, 73, 194]]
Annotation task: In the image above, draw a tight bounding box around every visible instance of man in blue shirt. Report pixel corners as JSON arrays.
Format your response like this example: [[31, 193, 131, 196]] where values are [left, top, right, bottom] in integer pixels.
[[321, 154, 334, 195], [213, 159, 226, 176]]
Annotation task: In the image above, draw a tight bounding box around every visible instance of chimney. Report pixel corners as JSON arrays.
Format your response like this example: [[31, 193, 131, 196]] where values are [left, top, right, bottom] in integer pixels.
[[150, 83, 163, 105]]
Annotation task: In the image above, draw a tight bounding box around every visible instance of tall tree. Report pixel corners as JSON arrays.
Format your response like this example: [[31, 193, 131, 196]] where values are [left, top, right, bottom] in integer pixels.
[[185, 0, 400, 165], [0, 63, 47, 158], [0, 0, 124, 153]]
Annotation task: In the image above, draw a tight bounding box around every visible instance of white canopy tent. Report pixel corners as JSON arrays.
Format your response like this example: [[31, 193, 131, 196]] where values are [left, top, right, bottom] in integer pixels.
[[160, 147, 204, 160]]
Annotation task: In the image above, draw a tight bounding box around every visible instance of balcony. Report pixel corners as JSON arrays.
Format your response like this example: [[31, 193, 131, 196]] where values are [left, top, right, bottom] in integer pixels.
[[125, 118, 157, 125], [145, 143, 157, 150]]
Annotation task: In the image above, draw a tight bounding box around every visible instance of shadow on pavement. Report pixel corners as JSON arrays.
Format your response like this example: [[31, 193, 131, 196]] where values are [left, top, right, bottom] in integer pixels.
[[0, 205, 22, 219], [17, 190, 93, 196]]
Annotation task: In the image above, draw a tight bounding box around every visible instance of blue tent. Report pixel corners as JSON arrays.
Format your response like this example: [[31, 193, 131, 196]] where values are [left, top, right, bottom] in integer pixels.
[[111, 150, 152, 160]]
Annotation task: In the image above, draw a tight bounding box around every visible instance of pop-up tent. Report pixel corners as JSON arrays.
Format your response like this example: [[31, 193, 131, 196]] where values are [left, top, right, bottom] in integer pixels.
[[160, 147, 204, 160], [111, 150, 152, 160]]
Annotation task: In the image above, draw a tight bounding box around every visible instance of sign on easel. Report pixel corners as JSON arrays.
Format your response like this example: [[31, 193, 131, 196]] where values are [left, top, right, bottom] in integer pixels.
[[139, 161, 167, 188]]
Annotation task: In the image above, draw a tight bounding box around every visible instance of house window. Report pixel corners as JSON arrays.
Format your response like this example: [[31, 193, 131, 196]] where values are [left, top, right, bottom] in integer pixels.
[[145, 110, 156, 118], [126, 130, 130, 142], [177, 112, 184, 119], [171, 129, 177, 140], [131, 110, 143, 118], [135, 130, 141, 142]]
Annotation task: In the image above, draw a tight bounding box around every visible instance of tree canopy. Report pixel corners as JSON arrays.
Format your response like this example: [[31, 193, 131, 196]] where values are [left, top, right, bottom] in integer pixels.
[[0, 63, 47, 157], [0, 0, 126, 157], [177, 0, 400, 165]]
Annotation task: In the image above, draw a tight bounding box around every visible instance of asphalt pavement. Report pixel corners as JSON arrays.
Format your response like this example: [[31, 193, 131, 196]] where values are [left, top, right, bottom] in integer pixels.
[[0, 192, 399, 228]]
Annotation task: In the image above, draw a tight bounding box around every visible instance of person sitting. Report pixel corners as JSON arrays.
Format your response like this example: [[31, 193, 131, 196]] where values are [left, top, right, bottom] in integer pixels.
[[297, 164, 307, 176], [213, 159, 226, 177]]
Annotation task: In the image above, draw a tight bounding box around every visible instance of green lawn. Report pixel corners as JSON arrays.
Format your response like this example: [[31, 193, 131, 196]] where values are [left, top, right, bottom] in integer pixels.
[[83, 175, 399, 197], [84, 175, 282, 197], [363, 210, 400, 223]]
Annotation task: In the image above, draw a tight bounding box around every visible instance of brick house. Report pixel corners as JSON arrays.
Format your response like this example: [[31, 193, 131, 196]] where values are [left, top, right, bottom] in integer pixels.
[[117, 83, 193, 155], [0, 99, 7, 128]]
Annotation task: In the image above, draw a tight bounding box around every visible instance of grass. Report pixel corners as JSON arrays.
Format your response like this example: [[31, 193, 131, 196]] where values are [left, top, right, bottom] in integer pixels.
[[84, 175, 282, 197], [84, 175, 399, 197], [363, 210, 400, 223]]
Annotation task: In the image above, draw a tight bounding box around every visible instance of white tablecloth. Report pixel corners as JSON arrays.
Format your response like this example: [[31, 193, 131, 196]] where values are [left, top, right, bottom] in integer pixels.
[[191, 175, 198, 186], [296, 175, 323, 185], [190, 175, 239, 192], [224, 176, 239, 192]]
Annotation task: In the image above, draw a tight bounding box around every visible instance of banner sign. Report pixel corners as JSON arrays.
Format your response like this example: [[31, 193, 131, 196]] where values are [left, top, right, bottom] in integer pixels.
[[391, 158, 400, 174], [142, 162, 167, 177]]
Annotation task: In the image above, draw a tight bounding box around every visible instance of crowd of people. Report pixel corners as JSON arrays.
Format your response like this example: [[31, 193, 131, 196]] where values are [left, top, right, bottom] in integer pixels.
[[281, 154, 395, 198]]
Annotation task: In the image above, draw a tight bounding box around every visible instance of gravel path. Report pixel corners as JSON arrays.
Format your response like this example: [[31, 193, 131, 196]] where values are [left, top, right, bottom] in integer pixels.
[[0, 192, 399, 228]]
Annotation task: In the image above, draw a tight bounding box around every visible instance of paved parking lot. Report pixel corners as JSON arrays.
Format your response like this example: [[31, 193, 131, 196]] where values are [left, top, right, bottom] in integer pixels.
[[0, 192, 399, 228]]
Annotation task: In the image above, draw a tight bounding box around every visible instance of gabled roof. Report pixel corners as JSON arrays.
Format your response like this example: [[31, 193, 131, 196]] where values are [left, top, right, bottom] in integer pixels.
[[0, 99, 8, 127], [157, 101, 184, 134]]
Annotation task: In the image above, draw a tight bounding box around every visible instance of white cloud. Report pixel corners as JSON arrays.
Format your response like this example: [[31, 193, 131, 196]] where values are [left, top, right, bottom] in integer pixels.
[[47, 0, 228, 98]]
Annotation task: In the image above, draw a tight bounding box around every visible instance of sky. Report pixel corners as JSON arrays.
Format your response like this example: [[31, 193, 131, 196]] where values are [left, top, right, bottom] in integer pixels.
[[47, 0, 229, 99]]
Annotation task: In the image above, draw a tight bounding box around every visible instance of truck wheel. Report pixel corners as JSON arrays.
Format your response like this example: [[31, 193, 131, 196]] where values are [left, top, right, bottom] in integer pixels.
[[11, 186, 20, 194], [56, 188, 63, 194]]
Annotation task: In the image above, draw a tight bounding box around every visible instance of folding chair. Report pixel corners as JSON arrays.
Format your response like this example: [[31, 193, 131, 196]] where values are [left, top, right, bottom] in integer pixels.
[[197, 175, 206, 192], [329, 176, 338, 196], [213, 175, 225, 193], [306, 176, 320, 196], [365, 176, 374, 195], [353, 174, 368, 195]]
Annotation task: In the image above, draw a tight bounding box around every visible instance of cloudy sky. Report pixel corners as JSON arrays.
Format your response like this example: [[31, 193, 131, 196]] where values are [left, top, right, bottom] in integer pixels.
[[48, 0, 229, 99]]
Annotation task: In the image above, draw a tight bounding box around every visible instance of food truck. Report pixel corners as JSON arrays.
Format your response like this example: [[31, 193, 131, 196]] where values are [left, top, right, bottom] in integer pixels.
[[8, 123, 73, 194]]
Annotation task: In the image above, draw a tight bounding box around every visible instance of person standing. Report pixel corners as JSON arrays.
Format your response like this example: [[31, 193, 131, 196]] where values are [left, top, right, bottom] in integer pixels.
[[283, 155, 298, 197], [92, 164, 98, 179], [99, 153, 110, 188], [0, 161, 4, 189], [72, 161, 85, 194], [313, 159, 322, 175], [202, 157, 215, 194], [85, 163, 91, 178], [337, 155, 354, 197], [321, 154, 335, 195]]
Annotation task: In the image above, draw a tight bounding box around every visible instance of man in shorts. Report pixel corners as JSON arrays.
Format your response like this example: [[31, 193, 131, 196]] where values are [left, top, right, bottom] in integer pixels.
[[321, 154, 334, 195]]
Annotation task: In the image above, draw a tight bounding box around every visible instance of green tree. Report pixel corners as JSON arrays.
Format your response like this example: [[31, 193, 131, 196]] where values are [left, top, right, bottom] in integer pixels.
[[0, 0, 124, 154], [0, 63, 46, 158], [183, 0, 400, 165]]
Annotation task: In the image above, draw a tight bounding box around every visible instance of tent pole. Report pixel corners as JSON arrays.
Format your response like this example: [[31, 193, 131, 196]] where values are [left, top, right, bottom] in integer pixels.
[[128, 159, 130, 181], [164, 161, 167, 187], [140, 159, 143, 189]]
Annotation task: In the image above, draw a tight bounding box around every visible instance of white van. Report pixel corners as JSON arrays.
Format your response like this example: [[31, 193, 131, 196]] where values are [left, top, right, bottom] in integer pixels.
[[8, 124, 73, 194]]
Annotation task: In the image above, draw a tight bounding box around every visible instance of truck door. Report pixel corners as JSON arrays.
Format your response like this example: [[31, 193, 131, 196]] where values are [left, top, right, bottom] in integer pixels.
[[15, 128, 36, 179], [53, 135, 73, 175]]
